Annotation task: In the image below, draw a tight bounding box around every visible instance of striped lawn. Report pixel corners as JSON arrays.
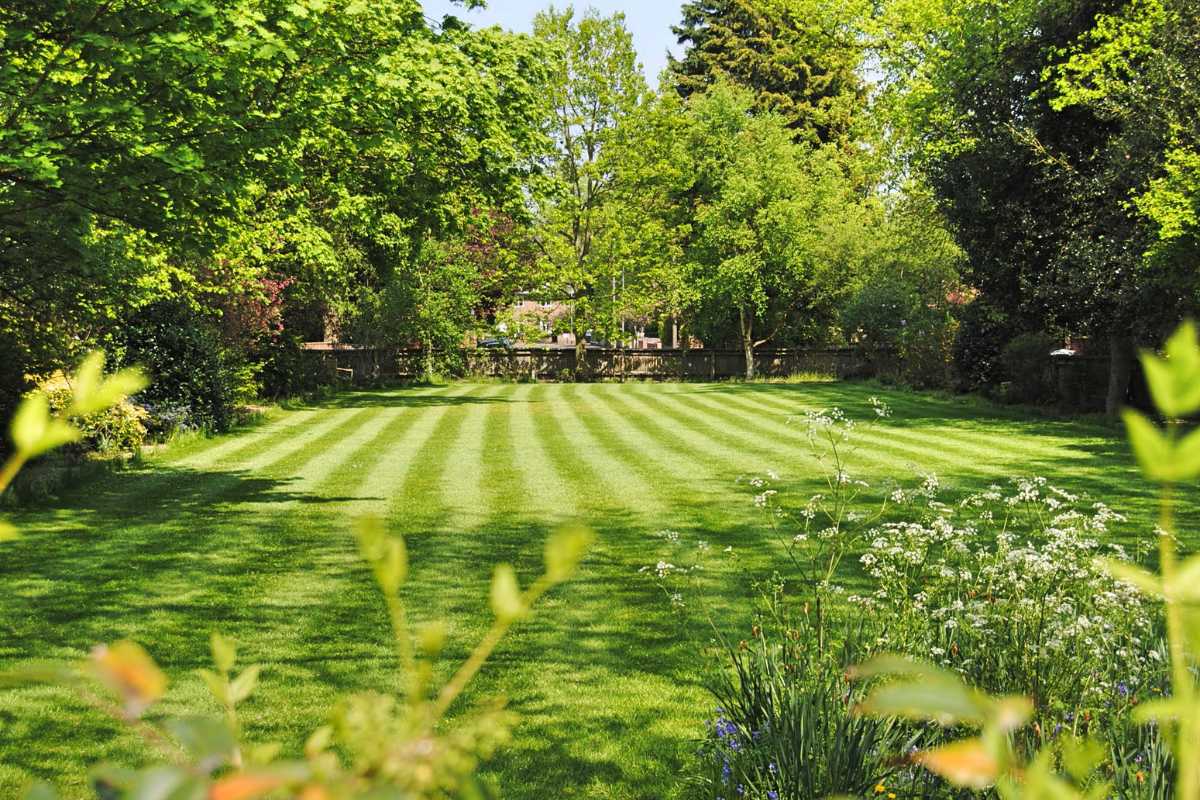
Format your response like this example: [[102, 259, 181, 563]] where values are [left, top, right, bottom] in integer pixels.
[[0, 381, 1189, 799]]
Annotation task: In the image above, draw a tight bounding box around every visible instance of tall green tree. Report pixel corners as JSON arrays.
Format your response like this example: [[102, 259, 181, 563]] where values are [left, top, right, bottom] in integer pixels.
[[532, 5, 646, 360], [1052, 0, 1200, 317], [0, 0, 550, 413], [877, 0, 1194, 414], [617, 82, 863, 377], [670, 0, 869, 147]]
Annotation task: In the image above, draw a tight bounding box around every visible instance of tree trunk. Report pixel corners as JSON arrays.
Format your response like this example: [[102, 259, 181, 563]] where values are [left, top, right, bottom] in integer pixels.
[[678, 321, 688, 381], [1106, 333, 1135, 419], [574, 332, 587, 381], [739, 307, 755, 380]]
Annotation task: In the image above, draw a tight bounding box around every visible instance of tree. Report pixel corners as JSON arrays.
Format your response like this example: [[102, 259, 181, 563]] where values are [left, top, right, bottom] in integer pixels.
[[532, 5, 646, 364], [876, 0, 1194, 415], [670, 0, 869, 147], [1052, 0, 1200, 335], [599, 85, 697, 351], [0, 0, 551, 417], [682, 82, 866, 378]]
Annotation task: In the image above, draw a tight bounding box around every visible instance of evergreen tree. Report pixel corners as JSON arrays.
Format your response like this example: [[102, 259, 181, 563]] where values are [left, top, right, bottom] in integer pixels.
[[669, 0, 868, 146]]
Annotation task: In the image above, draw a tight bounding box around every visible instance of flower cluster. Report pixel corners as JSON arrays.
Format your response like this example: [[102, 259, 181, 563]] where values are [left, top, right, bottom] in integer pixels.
[[855, 478, 1159, 714]]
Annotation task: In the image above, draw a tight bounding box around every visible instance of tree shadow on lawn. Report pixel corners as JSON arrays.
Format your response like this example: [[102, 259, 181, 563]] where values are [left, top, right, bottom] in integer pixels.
[[6, 377, 1185, 798], [317, 391, 515, 410], [0, 477, 770, 798], [0, 465, 379, 660]]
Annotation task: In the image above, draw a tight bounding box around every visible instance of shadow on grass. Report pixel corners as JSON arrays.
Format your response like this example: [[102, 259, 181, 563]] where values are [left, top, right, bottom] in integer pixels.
[[0, 467, 762, 797], [2, 381, 1194, 798], [317, 392, 513, 410]]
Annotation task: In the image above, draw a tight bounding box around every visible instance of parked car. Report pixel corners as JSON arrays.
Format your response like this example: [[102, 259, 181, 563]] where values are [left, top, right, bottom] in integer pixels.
[[478, 337, 513, 349]]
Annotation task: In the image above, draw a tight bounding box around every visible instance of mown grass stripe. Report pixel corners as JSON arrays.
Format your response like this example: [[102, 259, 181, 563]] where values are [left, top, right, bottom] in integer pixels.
[[551, 383, 664, 519], [715, 386, 1102, 486], [581, 385, 749, 525], [676, 386, 985, 477], [167, 410, 317, 470], [387, 385, 487, 540], [722, 385, 1072, 464], [441, 384, 512, 534], [612, 383, 793, 475], [524, 383, 625, 524], [235, 407, 404, 511], [506, 383, 576, 520]]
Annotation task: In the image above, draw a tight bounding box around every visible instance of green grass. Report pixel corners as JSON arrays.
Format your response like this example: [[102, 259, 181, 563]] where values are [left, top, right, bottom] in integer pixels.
[[0, 381, 1190, 798]]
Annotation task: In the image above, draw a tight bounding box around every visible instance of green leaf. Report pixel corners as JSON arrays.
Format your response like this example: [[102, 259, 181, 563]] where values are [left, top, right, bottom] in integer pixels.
[[1142, 355, 1181, 417], [375, 537, 407, 595], [1142, 322, 1200, 417], [305, 725, 333, 758], [11, 394, 81, 458], [1173, 426, 1200, 482], [229, 665, 261, 704], [1123, 410, 1179, 482], [0, 661, 79, 688], [1097, 557, 1163, 598], [164, 716, 235, 762], [89, 370, 149, 416], [418, 621, 448, 657], [22, 782, 58, 800], [68, 353, 147, 417], [490, 564, 525, 623], [0, 520, 18, 542], [11, 394, 49, 454], [211, 632, 236, 674], [1132, 697, 1187, 724], [354, 516, 407, 593], [124, 765, 206, 800], [544, 524, 594, 582], [66, 352, 105, 416], [198, 669, 229, 706], [1061, 735, 1106, 783], [850, 654, 952, 681], [858, 676, 989, 727]]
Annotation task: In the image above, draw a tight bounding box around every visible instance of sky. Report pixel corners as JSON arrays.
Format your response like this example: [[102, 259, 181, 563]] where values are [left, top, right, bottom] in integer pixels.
[[421, 1, 685, 80]]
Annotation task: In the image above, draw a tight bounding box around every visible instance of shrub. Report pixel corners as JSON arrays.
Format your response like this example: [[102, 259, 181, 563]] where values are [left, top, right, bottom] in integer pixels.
[[139, 401, 202, 440], [647, 396, 1172, 798], [851, 321, 1200, 800], [951, 298, 1013, 392], [41, 380, 148, 456], [856, 478, 1159, 723], [258, 333, 326, 398], [999, 331, 1058, 404], [842, 276, 957, 389], [116, 299, 252, 431]]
